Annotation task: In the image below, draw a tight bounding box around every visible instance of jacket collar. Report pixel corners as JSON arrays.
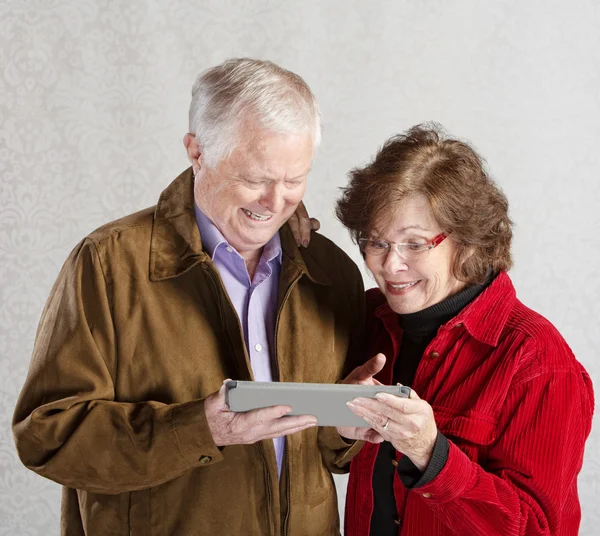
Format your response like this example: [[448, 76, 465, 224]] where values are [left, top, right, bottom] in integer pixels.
[[374, 271, 516, 347], [278, 224, 331, 286], [149, 168, 330, 286]]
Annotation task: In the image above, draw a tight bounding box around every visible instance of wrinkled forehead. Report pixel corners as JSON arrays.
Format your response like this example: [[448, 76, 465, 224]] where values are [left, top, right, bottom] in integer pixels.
[[224, 128, 314, 176]]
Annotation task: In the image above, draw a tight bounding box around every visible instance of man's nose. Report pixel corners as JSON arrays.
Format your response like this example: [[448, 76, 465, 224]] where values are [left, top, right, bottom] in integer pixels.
[[260, 183, 285, 213]]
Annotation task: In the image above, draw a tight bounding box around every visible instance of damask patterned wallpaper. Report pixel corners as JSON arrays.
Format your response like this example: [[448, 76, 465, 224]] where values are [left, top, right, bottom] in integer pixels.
[[1, 1, 598, 534]]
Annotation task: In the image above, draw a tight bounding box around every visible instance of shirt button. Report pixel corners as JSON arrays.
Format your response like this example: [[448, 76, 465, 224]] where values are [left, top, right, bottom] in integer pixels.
[[422, 492, 432, 498], [394, 518, 402, 526], [254, 343, 262, 352], [199, 455, 212, 464], [455, 322, 463, 328], [429, 351, 440, 358], [225, 246, 233, 253], [391, 459, 399, 467]]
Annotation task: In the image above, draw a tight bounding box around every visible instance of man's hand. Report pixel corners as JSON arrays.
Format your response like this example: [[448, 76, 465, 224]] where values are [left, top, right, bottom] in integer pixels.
[[288, 201, 320, 247], [204, 380, 318, 447], [336, 353, 387, 443]]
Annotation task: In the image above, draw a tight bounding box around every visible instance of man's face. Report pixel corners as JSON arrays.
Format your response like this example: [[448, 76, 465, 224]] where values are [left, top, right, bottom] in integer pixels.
[[191, 127, 313, 258]]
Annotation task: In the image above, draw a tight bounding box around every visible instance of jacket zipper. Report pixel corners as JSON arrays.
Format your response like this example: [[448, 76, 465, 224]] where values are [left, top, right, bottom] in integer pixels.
[[274, 271, 303, 536], [202, 263, 276, 536]]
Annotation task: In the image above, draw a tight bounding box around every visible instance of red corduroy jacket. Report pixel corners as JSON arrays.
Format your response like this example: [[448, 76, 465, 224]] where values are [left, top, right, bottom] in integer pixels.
[[345, 272, 594, 536]]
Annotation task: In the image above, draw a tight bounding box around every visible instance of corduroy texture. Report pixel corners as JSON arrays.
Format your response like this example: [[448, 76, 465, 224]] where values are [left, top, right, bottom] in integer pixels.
[[370, 275, 490, 535], [345, 272, 594, 536]]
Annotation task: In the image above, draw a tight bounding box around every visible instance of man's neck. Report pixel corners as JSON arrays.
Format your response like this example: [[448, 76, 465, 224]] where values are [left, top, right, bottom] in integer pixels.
[[240, 249, 263, 282]]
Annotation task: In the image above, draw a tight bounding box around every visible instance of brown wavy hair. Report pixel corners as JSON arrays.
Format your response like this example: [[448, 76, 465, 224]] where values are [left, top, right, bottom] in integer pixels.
[[336, 123, 513, 284]]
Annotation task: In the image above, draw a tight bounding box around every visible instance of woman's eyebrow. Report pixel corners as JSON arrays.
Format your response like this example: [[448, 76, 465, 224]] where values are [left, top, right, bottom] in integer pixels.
[[397, 225, 430, 232]]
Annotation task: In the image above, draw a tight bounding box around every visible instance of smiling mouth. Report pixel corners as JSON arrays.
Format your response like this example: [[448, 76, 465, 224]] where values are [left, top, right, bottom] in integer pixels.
[[389, 281, 419, 290], [386, 280, 420, 294], [242, 208, 272, 222]]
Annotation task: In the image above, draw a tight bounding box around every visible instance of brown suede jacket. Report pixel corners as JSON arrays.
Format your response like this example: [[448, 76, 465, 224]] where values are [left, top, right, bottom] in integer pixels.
[[12, 169, 366, 536]]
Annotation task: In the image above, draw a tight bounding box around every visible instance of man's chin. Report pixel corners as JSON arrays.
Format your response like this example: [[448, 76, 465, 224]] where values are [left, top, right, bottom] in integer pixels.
[[228, 228, 277, 254], [238, 216, 284, 235]]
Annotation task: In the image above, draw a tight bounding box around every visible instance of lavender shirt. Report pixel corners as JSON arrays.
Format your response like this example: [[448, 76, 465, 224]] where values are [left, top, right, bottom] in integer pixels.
[[195, 205, 285, 476]]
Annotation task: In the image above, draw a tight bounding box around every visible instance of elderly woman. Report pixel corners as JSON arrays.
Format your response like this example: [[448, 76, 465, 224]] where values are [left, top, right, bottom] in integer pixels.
[[294, 124, 594, 536]]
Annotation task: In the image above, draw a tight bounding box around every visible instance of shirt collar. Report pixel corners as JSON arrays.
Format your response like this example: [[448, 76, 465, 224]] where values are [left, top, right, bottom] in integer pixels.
[[194, 203, 226, 258], [194, 202, 282, 265], [149, 167, 328, 285]]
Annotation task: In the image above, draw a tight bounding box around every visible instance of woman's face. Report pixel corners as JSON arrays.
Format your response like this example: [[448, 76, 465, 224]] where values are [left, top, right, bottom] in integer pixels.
[[365, 194, 466, 314]]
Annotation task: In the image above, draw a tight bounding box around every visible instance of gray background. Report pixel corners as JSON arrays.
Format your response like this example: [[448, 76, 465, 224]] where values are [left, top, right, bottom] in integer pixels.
[[1, 0, 598, 534]]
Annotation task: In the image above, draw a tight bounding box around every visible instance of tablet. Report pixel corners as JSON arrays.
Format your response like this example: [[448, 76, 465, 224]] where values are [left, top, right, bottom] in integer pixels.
[[225, 380, 411, 428]]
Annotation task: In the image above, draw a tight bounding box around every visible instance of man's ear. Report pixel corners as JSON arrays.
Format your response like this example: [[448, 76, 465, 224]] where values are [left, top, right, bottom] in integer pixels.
[[183, 133, 202, 174]]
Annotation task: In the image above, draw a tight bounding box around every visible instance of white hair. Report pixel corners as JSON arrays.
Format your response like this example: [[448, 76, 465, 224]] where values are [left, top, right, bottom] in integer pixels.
[[188, 58, 322, 168]]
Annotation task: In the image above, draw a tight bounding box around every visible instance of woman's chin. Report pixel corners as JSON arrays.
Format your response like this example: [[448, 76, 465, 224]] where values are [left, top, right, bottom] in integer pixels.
[[387, 296, 425, 315]]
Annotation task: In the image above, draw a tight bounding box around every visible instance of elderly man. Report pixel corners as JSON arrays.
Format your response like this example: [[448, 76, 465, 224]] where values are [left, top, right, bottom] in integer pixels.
[[12, 59, 380, 535]]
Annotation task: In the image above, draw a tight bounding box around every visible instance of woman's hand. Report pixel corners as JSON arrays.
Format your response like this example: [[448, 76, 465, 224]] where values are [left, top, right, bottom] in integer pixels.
[[347, 388, 438, 471], [288, 201, 320, 247], [335, 354, 387, 444]]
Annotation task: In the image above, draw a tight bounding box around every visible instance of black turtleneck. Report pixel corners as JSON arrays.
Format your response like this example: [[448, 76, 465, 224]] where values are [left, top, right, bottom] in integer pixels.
[[370, 276, 492, 535]]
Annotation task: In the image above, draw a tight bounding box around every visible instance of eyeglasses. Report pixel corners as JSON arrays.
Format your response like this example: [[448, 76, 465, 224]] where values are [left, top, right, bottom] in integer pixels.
[[358, 233, 448, 260]]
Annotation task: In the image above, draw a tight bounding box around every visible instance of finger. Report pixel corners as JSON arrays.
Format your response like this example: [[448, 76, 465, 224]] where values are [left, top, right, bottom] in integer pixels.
[[248, 404, 293, 425], [295, 200, 309, 219], [365, 429, 385, 443], [309, 217, 321, 231], [347, 399, 417, 433], [346, 353, 386, 384], [350, 393, 412, 420], [374, 393, 423, 414], [260, 415, 318, 439], [361, 353, 386, 377], [347, 400, 391, 425], [393, 383, 419, 400], [355, 427, 384, 443], [295, 202, 312, 247], [299, 216, 312, 247], [288, 213, 302, 245], [214, 379, 234, 410], [349, 397, 383, 410], [355, 409, 388, 432], [335, 427, 356, 441], [261, 421, 317, 440], [408, 388, 421, 400]]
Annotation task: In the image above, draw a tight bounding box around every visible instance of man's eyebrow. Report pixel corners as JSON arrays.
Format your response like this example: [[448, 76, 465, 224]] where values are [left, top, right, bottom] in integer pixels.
[[240, 170, 311, 181], [287, 169, 311, 179]]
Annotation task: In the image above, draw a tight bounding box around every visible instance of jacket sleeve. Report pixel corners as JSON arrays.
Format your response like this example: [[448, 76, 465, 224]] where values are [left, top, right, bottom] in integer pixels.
[[317, 262, 367, 474], [412, 361, 594, 536], [12, 239, 224, 495]]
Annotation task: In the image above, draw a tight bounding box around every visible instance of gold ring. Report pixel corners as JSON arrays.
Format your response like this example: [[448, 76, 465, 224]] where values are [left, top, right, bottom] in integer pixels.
[[382, 418, 390, 431]]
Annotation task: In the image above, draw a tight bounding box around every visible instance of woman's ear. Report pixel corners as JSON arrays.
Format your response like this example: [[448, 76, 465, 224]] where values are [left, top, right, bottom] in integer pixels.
[[183, 133, 202, 174]]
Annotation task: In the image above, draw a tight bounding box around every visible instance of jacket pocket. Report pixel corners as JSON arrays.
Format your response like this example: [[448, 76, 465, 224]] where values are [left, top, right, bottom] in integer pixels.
[[434, 408, 498, 462]]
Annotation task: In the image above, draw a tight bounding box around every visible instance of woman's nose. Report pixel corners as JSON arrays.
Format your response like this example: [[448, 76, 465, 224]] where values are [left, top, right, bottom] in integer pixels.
[[382, 247, 409, 274]]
